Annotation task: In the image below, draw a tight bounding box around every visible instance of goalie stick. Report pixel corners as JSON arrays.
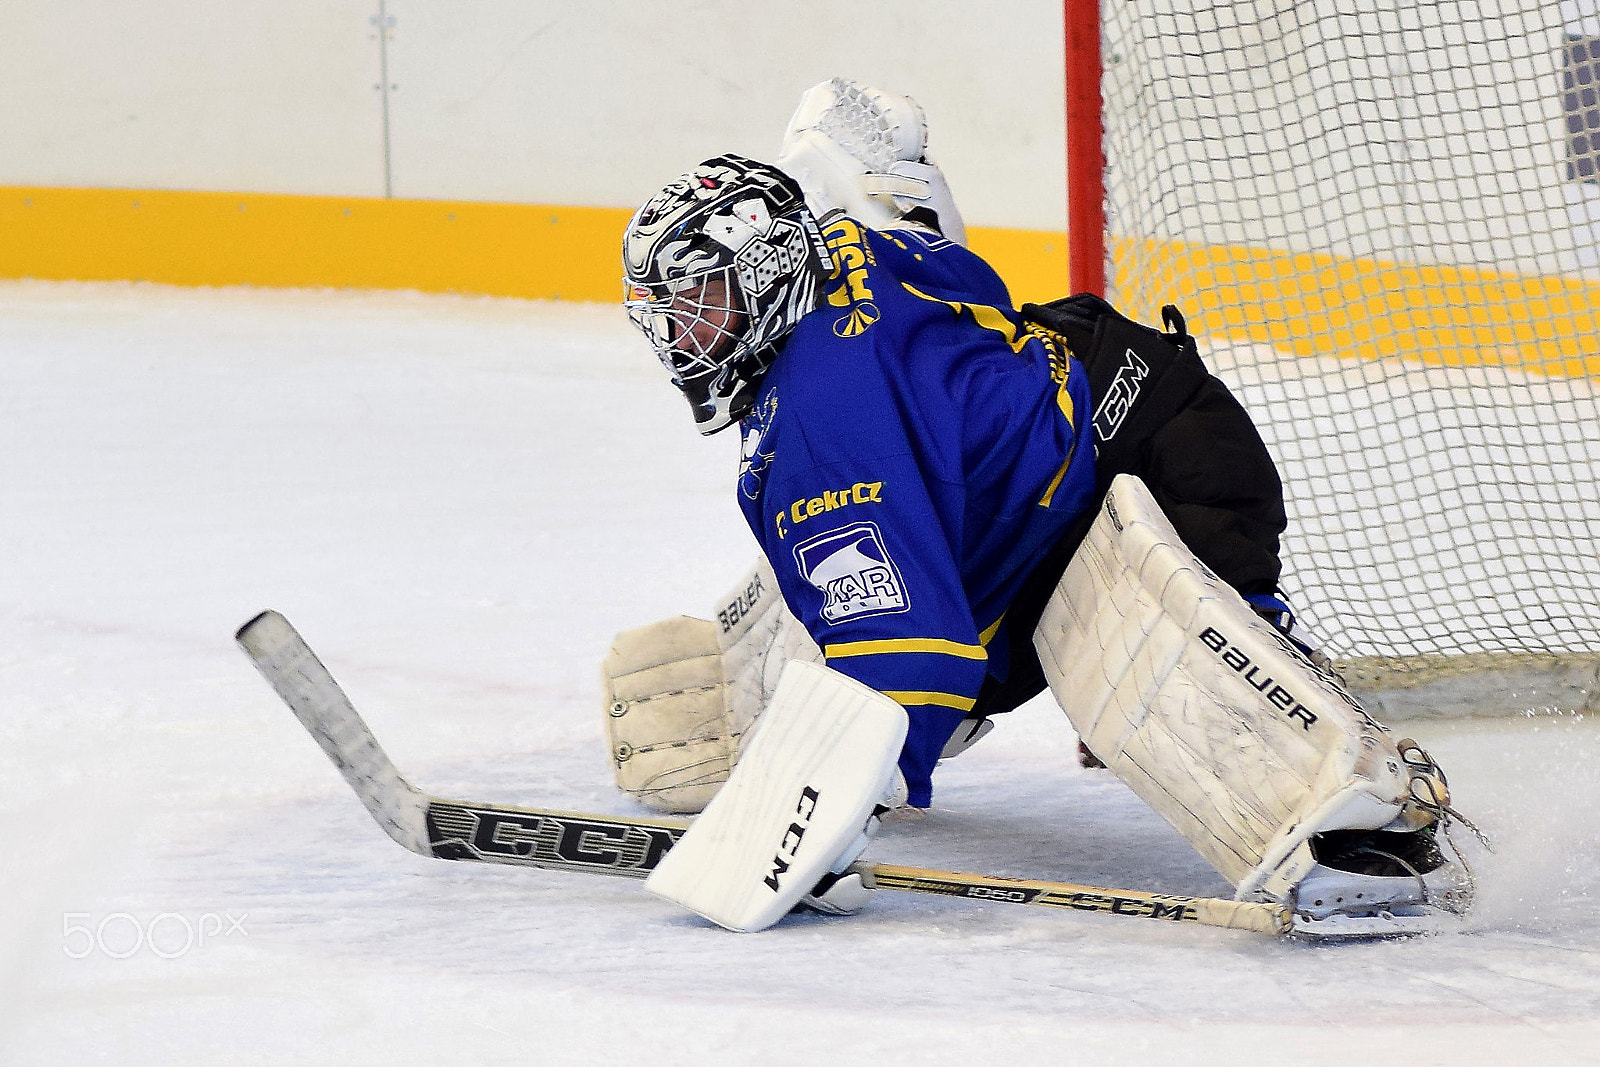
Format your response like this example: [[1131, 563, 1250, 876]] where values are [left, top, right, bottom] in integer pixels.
[[236, 609, 1290, 937]]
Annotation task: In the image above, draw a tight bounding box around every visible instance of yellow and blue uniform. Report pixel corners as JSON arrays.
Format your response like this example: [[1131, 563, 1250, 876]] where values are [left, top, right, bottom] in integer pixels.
[[736, 220, 1097, 807]]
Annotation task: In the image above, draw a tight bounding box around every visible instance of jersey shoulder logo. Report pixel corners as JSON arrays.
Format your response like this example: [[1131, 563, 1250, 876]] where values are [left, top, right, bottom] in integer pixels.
[[833, 301, 881, 338], [822, 219, 880, 339], [793, 521, 909, 624], [738, 390, 779, 500]]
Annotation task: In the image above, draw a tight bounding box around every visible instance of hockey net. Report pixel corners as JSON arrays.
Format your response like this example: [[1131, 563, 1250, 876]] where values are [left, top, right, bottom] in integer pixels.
[[1089, 1, 1600, 716]]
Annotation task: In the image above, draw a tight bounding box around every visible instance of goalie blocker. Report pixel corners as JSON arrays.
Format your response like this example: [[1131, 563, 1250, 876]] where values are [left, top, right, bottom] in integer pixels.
[[644, 659, 907, 932], [1034, 474, 1478, 936]]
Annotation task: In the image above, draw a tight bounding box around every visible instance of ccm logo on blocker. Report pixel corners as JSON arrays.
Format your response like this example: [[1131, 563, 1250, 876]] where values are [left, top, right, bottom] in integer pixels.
[[765, 785, 821, 892]]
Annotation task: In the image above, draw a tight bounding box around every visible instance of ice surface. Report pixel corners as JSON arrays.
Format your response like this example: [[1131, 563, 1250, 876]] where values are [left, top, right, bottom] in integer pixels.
[[1, 282, 1598, 1065]]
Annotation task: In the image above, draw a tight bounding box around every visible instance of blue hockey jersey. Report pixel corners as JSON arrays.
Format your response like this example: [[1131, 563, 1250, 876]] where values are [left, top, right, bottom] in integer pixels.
[[736, 220, 1098, 807]]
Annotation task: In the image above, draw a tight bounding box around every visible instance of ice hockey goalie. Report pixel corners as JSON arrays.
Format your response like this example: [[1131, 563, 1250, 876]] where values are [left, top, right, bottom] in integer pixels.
[[602, 76, 1483, 938]]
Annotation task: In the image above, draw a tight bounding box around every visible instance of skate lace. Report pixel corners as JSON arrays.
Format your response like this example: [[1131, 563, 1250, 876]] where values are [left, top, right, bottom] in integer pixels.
[[1347, 844, 1427, 898], [1395, 738, 1492, 913], [1397, 738, 1493, 852]]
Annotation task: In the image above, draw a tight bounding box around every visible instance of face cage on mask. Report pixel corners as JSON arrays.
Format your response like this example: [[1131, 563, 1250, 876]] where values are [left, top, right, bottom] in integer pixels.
[[623, 266, 750, 386]]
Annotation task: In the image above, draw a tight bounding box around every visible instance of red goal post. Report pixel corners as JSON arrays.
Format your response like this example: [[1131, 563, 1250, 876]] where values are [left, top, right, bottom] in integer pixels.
[[1064, 0, 1106, 297]]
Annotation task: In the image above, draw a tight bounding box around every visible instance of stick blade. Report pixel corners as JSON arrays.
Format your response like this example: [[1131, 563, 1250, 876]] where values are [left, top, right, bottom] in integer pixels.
[[237, 610, 432, 855]]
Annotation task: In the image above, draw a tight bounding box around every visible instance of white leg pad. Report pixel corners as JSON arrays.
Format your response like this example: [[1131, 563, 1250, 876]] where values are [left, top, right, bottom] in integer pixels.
[[714, 556, 823, 743], [1034, 475, 1415, 905], [645, 660, 907, 932]]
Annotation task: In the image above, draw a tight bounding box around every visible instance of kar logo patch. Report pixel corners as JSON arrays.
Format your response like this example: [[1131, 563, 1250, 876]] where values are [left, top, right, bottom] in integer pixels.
[[793, 522, 909, 624]]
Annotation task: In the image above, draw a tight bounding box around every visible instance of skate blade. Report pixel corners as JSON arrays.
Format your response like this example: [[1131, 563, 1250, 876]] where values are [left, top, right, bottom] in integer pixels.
[[1290, 905, 1466, 941]]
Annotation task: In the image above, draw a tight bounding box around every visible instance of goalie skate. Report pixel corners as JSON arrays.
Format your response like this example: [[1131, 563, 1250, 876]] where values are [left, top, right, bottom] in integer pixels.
[[1289, 739, 1480, 938], [1289, 825, 1474, 939]]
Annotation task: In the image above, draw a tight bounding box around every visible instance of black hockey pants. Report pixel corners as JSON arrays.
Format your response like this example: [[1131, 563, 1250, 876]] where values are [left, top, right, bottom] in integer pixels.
[[969, 293, 1288, 720]]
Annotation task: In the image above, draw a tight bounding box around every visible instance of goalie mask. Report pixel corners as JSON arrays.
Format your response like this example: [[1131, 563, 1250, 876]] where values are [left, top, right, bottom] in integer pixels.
[[624, 155, 834, 435]]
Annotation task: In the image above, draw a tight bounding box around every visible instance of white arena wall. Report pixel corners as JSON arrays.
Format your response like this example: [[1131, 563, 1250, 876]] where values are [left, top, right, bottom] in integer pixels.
[[0, 0, 1073, 300]]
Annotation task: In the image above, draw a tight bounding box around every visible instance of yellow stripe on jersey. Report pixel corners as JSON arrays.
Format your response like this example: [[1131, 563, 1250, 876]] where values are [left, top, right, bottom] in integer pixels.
[[978, 614, 1005, 646], [902, 280, 1080, 507], [901, 283, 1031, 354], [1038, 440, 1080, 507], [1055, 377, 1076, 424], [825, 637, 987, 660], [882, 690, 979, 712]]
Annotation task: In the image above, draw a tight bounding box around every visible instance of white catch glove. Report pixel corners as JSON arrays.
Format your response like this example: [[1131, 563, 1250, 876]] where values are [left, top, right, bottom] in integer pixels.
[[776, 78, 967, 246], [603, 560, 919, 823], [716, 556, 823, 737]]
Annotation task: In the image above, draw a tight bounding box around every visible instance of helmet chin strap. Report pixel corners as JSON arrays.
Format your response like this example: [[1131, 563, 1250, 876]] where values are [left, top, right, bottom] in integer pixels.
[[691, 391, 738, 436], [689, 352, 771, 436]]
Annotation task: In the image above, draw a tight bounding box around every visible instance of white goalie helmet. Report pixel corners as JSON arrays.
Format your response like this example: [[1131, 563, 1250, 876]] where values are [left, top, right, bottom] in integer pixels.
[[623, 155, 835, 435]]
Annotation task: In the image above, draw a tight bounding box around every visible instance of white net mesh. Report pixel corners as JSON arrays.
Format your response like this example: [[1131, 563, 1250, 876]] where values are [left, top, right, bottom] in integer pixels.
[[1100, 1, 1600, 693]]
